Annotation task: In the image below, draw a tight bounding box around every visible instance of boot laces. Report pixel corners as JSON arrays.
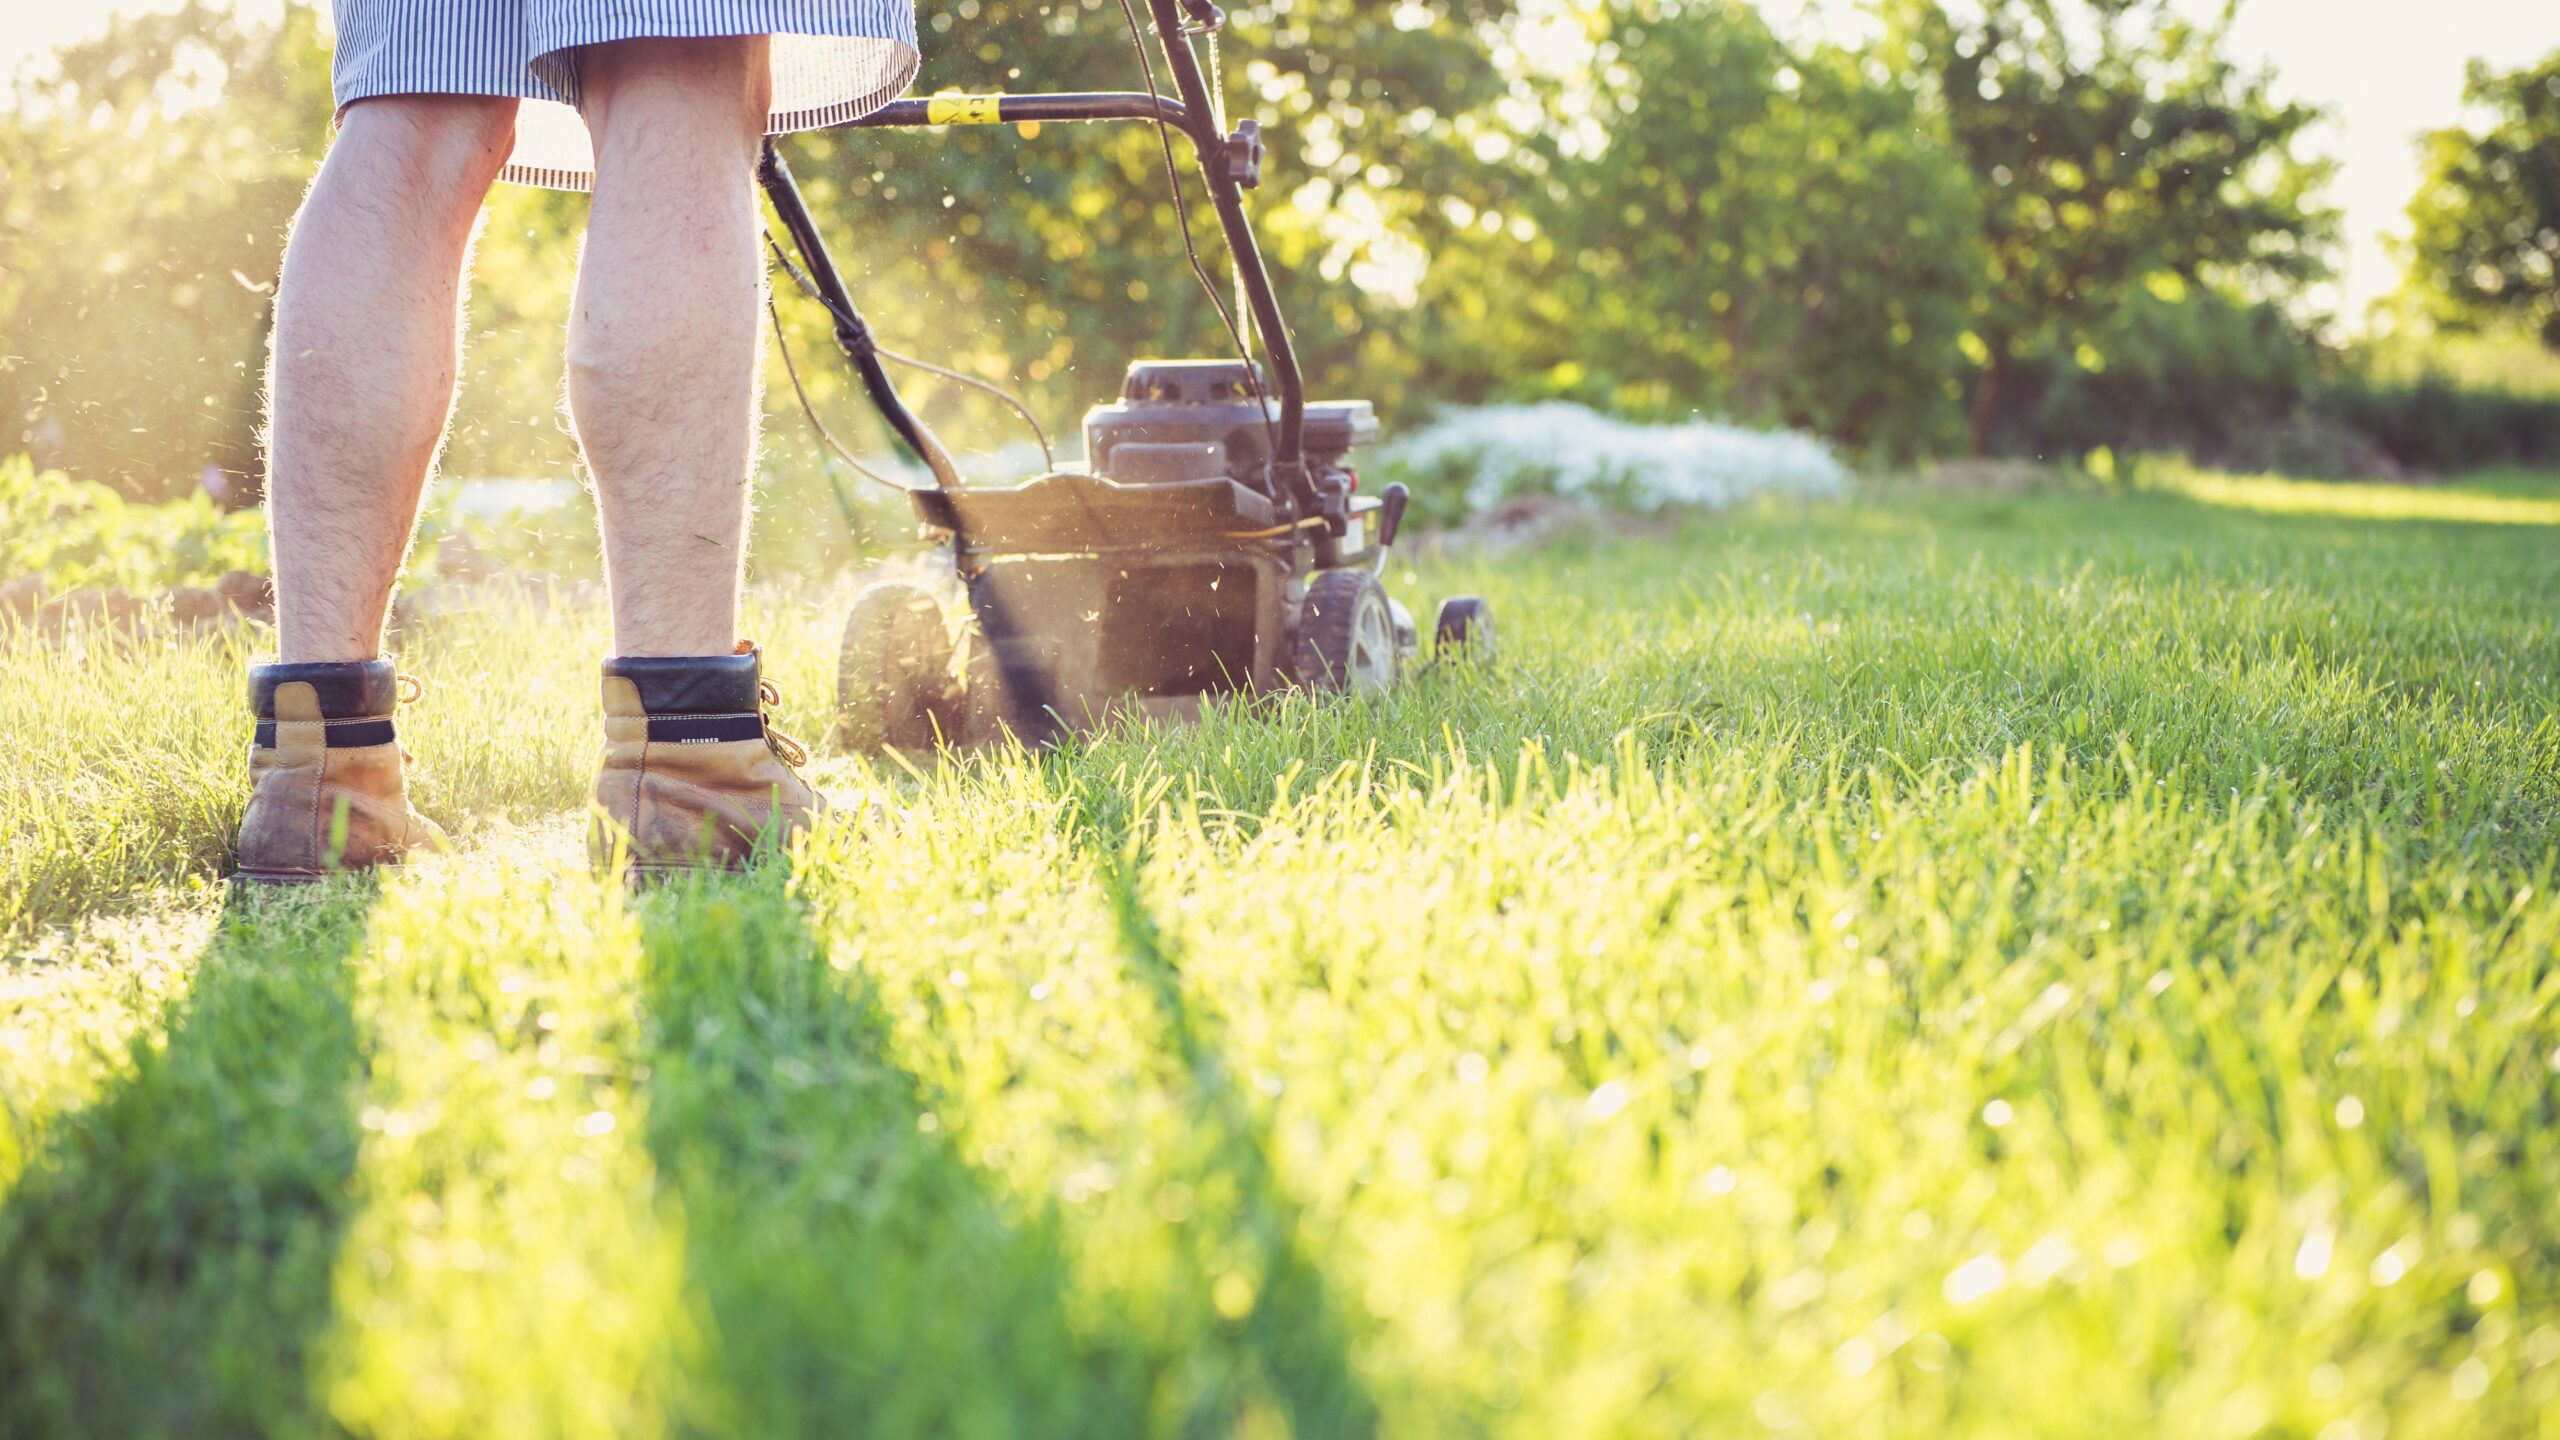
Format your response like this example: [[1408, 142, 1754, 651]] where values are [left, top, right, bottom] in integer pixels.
[[755, 675, 811, 768], [395, 673, 425, 766], [732, 643, 811, 768]]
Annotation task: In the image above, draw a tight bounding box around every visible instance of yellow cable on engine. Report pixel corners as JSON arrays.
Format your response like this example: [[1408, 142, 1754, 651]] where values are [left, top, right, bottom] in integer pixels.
[[1221, 516, 1329, 540]]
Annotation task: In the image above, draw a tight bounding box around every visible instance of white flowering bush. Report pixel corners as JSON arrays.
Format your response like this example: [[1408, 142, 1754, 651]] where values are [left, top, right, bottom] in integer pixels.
[[1366, 402, 1852, 524]]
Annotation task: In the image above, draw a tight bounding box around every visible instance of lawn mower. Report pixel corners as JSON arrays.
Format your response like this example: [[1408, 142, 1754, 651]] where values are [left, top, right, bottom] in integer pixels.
[[755, 0, 1492, 749]]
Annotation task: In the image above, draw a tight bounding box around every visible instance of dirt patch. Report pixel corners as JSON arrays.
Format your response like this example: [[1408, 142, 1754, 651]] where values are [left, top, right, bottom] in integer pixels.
[[1421, 494, 1694, 556], [1, 569, 274, 642], [1909, 458, 2064, 493], [1438, 494, 1599, 553]]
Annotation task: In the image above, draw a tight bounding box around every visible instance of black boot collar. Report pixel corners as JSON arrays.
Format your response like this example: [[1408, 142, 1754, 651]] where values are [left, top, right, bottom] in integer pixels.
[[250, 658, 399, 719], [603, 650, 761, 715]]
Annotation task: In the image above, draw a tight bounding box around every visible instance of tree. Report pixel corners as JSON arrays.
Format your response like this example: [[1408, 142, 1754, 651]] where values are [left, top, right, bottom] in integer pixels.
[[0, 2, 1527, 500], [2406, 52, 2560, 350], [1474, 0, 1986, 456], [0, 3, 333, 497], [1889, 0, 2334, 451]]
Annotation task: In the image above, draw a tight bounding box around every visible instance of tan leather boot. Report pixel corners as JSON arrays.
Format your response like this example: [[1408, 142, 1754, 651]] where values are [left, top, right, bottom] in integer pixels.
[[590, 642, 826, 876], [235, 659, 448, 884]]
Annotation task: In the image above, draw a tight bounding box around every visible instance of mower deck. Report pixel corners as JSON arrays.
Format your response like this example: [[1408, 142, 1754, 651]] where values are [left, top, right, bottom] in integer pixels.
[[911, 470, 1275, 552]]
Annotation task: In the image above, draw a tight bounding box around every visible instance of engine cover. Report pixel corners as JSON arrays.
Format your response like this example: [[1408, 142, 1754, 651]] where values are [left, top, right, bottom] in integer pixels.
[[1084, 359, 1380, 489]]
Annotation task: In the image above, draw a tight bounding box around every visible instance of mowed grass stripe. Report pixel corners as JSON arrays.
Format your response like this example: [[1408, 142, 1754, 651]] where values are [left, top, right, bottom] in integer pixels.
[[312, 805, 1380, 1436], [1073, 741, 2558, 1432], [780, 768, 1382, 1433], [624, 853, 1153, 1437], [0, 474, 2553, 1434], [0, 905, 217, 1194], [316, 827, 683, 1440], [0, 887, 376, 1437]]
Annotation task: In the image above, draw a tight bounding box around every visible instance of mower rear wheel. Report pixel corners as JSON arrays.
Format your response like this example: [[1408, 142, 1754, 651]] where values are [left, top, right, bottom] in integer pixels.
[[1434, 596, 1497, 664], [836, 581, 960, 751], [1294, 569, 1399, 694]]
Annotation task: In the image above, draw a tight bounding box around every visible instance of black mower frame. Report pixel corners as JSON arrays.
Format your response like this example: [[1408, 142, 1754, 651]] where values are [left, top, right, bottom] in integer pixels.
[[753, 0, 1327, 524], [755, 0, 1490, 747]]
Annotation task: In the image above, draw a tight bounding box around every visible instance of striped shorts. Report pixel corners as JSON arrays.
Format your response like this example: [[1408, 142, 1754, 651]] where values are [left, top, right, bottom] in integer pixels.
[[331, 0, 919, 190]]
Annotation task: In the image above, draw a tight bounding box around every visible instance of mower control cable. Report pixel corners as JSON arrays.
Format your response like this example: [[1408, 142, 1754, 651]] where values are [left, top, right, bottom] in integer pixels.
[[765, 289, 916, 497], [761, 0, 1283, 507], [1114, 0, 1284, 476], [1196, 10, 1252, 346], [763, 229, 1057, 485]]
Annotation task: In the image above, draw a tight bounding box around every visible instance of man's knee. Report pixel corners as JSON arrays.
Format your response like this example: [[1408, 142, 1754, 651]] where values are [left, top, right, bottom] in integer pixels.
[[582, 37, 772, 158], [335, 94, 520, 208]]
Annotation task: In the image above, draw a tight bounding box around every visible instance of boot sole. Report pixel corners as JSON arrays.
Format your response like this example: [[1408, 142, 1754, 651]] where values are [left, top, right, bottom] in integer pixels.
[[231, 868, 330, 887], [615, 860, 757, 889], [232, 859, 422, 887]]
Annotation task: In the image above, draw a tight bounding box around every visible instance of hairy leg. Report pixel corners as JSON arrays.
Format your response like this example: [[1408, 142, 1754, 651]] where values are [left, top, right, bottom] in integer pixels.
[[265, 95, 517, 663], [568, 36, 774, 659]]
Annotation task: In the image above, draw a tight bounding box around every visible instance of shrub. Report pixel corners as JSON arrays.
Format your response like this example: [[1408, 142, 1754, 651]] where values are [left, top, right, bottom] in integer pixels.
[[2319, 375, 2560, 473], [0, 455, 267, 592], [2007, 291, 2321, 464]]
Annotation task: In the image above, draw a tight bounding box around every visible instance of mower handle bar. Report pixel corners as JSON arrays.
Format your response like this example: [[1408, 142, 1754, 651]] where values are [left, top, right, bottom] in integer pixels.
[[837, 91, 1194, 130], [760, 0, 1318, 519]]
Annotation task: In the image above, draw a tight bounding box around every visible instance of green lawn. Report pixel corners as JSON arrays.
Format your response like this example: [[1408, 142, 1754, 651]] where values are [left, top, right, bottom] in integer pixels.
[[2, 471, 2555, 1438]]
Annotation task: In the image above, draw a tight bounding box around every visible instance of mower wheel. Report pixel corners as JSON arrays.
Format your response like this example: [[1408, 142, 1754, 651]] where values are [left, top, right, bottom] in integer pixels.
[[1433, 596, 1497, 664], [1294, 569, 1399, 694], [1387, 596, 1421, 664], [836, 581, 959, 751]]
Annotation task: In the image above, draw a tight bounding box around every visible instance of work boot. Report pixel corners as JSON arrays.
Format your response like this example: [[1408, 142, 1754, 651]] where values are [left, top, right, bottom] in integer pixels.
[[590, 641, 826, 875], [235, 659, 448, 884]]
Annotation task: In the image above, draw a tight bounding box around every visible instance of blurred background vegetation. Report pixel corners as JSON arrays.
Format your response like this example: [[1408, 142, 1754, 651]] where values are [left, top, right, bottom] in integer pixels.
[[4, 0, 2559, 577]]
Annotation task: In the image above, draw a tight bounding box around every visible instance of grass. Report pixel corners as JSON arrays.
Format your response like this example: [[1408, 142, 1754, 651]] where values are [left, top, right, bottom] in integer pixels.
[[1, 468, 2556, 1437]]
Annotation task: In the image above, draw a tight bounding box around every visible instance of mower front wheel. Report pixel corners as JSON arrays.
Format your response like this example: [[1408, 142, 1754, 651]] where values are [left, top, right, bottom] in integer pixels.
[[1295, 569, 1399, 694], [1433, 596, 1497, 664], [836, 581, 961, 752]]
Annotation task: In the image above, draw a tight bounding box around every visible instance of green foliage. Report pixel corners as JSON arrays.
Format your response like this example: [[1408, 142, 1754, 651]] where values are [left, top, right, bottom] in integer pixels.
[[0, 3, 332, 496], [2338, 321, 2560, 479], [2327, 320, 2560, 473], [5, 477, 2560, 1431], [745, 0, 1523, 432], [2016, 284, 2319, 462], [0, 454, 266, 591], [2406, 51, 2560, 350], [1889, 0, 2335, 451], [1435, 1, 1985, 456], [2319, 373, 2560, 473], [11, 0, 2541, 499], [2355, 325, 2560, 400]]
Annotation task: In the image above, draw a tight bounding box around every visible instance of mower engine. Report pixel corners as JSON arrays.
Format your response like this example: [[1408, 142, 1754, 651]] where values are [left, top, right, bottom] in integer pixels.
[[1086, 359, 1373, 495], [835, 358, 1491, 749]]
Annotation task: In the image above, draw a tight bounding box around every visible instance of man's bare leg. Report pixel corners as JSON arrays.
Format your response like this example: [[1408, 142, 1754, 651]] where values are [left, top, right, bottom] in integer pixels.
[[568, 37, 773, 659], [265, 95, 518, 663], [240, 94, 503, 879], [570, 38, 822, 873]]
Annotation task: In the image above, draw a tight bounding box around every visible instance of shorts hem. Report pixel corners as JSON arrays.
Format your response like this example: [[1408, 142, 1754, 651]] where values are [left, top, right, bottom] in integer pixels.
[[497, 155, 602, 192], [332, 74, 569, 119], [491, 43, 918, 192], [530, 12, 919, 64]]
